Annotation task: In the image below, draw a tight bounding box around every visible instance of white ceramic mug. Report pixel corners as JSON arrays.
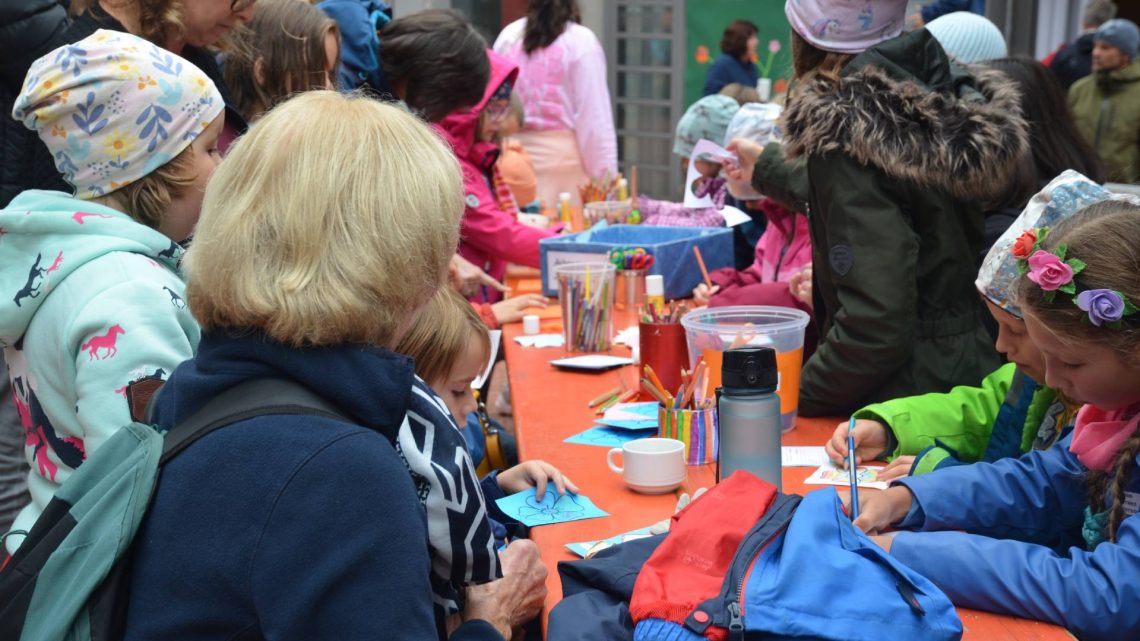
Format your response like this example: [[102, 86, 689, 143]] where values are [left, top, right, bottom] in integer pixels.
[[607, 438, 686, 494]]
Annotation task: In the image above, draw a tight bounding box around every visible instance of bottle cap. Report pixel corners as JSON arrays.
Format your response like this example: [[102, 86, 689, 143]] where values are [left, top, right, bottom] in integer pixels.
[[559, 192, 571, 202], [721, 346, 778, 392], [645, 274, 664, 296]]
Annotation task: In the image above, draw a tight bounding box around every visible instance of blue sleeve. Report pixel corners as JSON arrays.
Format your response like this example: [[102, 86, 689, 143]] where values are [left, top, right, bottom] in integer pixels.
[[249, 432, 504, 640], [891, 517, 1140, 641], [895, 441, 1086, 547], [921, 0, 971, 22], [702, 58, 730, 96]]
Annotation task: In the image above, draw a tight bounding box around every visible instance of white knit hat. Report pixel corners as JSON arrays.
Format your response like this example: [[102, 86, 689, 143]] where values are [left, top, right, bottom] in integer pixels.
[[926, 12, 1008, 64]]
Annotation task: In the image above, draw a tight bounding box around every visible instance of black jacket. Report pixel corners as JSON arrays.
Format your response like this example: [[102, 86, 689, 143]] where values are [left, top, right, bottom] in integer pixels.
[[0, 3, 246, 206], [1051, 32, 1094, 92]]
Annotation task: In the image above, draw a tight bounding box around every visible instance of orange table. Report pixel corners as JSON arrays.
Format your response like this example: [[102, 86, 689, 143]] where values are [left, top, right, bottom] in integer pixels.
[[502, 307, 1075, 640]]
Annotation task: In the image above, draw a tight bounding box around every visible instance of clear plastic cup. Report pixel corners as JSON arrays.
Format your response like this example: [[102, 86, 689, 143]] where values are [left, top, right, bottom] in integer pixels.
[[556, 262, 616, 352], [583, 200, 632, 228], [680, 306, 810, 432]]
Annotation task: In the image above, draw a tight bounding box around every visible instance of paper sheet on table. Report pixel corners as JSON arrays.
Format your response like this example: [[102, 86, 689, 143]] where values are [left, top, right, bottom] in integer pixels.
[[803, 462, 889, 490], [564, 425, 655, 447], [781, 446, 831, 468], [471, 330, 501, 389], [603, 402, 659, 421], [494, 488, 609, 527], [549, 355, 635, 371], [514, 333, 565, 348], [566, 526, 655, 557], [683, 139, 738, 208]]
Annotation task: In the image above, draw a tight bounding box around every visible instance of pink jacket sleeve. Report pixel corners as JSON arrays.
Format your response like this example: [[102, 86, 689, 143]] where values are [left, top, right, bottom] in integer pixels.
[[460, 167, 557, 269], [568, 37, 617, 179]]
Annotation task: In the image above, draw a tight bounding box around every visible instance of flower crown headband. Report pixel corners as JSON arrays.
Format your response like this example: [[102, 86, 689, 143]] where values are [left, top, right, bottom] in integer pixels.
[[1014, 226, 1138, 328]]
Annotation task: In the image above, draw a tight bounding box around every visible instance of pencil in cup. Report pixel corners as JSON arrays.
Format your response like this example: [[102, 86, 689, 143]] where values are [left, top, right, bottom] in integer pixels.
[[659, 405, 719, 465], [556, 262, 616, 352]]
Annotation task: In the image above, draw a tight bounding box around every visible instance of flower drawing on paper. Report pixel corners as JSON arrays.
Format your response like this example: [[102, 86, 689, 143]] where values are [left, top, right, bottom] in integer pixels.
[[518, 492, 586, 522]]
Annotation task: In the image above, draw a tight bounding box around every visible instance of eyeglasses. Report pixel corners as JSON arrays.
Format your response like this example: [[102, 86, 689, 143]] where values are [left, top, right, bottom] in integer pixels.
[[230, 0, 257, 12]]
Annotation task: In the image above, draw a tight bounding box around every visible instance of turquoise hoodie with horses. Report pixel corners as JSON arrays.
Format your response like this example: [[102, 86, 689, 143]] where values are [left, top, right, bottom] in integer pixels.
[[0, 190, 199, 553]]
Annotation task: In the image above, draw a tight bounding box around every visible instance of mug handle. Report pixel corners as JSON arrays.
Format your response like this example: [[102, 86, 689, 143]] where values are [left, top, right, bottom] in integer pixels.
[[607, 448, 624, 474]]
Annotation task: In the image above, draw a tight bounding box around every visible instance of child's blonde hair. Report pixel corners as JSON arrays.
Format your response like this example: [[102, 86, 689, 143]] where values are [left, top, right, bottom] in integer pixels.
[[1018, 198, 1140, 542], [395, 288, 490, 385], [108, 146, 196, 230], [184, 91, 464, 349], [225, 0, 340, 122]]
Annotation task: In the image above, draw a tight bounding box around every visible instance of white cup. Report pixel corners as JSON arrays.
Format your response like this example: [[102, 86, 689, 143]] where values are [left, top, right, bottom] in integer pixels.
[[756, 77, 772, 102], [607, 438, 687, 494], [522, 314, 540, 335]]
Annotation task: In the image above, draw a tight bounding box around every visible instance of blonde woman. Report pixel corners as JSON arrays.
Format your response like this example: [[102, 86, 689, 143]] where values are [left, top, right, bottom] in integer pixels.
[[121, 91, 545, 641]]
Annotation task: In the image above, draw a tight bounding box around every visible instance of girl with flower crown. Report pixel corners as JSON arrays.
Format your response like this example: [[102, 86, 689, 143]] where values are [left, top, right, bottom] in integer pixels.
[[849, 197, 1140, 641]]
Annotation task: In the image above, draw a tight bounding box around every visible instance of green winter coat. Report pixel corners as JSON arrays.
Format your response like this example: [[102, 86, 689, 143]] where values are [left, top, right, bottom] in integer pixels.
[[856, 363, 1075, 475], [777, 29, 1024, 416], [1068, 60, 1140, 184]]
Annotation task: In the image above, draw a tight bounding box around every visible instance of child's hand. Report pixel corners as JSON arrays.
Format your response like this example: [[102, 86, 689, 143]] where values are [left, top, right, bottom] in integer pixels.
[[788, 265, 812, 307], [842, 486, 915, 535], [878, 455, 917, 481], [726, 138, 763, 171], [497, 460, 579, 500], [492, 294, 549, 325], [692, 283, 720, 306], [825, 418, 892, 467]]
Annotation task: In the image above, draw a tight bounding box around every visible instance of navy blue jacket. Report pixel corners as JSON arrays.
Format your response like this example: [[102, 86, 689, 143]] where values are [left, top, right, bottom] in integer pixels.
[[921, 0, 985, 23], [123, 330, 502, 641], [702, 53, 758, 97]]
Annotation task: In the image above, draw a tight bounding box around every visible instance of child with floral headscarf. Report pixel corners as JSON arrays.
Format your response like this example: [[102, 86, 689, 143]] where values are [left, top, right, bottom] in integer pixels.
[[0, 30, 224, 553]]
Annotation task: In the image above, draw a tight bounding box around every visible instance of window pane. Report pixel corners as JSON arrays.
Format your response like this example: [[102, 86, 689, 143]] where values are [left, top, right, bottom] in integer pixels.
[[616, 71, 671, 101], [616, 5, 675, 35], [617, 38, 672, 67], [616, 103, 673, 133]]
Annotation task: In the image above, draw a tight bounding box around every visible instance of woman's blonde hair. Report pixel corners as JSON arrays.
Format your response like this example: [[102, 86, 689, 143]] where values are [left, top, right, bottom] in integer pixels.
[[184, 91, 464, 348], [395, 288, 490, 385], [225, 0, 340, 122]]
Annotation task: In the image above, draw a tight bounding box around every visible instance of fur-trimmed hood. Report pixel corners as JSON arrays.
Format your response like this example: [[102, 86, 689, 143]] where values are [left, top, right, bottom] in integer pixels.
[[782, 29, 1028, 203]]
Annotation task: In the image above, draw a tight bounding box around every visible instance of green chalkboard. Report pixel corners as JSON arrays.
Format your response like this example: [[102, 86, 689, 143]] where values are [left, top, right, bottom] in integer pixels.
[[684, 1, 793, 109]]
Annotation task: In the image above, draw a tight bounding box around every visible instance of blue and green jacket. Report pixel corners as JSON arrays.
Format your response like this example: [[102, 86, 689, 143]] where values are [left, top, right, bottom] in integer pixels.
[[857, 363, 1077, 475]]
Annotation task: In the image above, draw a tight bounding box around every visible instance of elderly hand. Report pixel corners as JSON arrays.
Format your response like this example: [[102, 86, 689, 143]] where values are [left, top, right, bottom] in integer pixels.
[[450, 254, 508, 298], [463, 539, 548, 638]]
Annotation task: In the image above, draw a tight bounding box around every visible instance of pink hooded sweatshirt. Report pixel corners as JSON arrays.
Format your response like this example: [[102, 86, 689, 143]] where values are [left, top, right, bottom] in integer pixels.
[[709, 198, 812, 302], [435, 51, 558, 303]]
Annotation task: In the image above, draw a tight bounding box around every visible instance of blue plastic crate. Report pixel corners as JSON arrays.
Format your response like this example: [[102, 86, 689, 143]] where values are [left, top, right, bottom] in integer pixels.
[[539, 225, 734, 299]]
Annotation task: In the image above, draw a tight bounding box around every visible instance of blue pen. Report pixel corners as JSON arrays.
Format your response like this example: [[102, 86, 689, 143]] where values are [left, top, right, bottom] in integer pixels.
[[846, 416, 860, 521]]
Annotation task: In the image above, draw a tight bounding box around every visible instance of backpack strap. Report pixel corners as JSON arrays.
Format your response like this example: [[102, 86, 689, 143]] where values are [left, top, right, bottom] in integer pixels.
[[160, 378, 351, 465]]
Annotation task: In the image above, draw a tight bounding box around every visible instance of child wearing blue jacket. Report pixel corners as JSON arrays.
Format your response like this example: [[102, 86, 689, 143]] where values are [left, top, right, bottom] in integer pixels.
[[854, 197, 1140, 641]]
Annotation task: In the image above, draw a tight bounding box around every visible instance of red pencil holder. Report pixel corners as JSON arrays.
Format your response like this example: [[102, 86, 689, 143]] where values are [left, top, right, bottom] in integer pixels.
[[639, 321, 688, 401]]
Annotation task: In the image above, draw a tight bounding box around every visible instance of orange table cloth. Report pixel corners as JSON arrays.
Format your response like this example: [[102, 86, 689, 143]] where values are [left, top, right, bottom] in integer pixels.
[[501, 307, 1074, 640]]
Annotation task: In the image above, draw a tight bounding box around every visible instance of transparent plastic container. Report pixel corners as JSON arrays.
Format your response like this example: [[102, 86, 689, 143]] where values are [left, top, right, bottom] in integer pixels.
[[556, 262, 616, 352], [583, 200, 632, 228], [681, 306, 810, 432]]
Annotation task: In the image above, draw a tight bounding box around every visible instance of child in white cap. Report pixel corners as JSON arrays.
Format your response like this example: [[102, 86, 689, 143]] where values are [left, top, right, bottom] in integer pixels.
[[1, 29, 224, 553]]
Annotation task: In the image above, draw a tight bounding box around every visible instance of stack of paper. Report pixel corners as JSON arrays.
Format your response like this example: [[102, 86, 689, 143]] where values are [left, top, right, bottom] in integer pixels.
[[514, 334, 565, 348]]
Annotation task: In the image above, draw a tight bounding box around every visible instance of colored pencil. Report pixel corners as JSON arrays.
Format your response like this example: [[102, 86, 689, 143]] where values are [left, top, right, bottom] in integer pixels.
[[588, 386, 622, 407], [692, 246, 713, 289]]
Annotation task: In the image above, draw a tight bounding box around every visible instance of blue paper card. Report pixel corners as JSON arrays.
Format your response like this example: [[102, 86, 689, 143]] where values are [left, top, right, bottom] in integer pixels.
[[495, 488, 609, 527], [565, 425, 654, 448], [565, 526, 655, 557], [623, 402, 659, 417], [594, 418, 658, 430]]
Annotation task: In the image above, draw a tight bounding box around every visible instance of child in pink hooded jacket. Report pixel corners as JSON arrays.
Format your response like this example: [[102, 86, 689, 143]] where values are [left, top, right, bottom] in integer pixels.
[[435, 51, 559, 304]]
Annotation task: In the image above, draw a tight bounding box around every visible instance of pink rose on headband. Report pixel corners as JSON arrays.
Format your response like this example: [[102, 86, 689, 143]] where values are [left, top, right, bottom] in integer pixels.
[[1076, 289, 1126, 327], [1026, 250, 1073, 291]]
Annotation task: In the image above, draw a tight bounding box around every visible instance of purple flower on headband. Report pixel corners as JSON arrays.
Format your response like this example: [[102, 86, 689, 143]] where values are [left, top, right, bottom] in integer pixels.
[[1026, 251, 1073, 291], [1076, 289, 1126, 327]]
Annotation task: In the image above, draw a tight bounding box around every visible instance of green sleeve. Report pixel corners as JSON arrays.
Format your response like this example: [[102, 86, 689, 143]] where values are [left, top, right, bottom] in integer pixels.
[[797, 153, 920, 415], [856, 363, 1017, 465], [752, 142, 808, 213]]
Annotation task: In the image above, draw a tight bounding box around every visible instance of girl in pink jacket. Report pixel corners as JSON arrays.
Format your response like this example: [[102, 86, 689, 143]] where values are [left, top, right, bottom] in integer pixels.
[[435, 51, 560, 304]]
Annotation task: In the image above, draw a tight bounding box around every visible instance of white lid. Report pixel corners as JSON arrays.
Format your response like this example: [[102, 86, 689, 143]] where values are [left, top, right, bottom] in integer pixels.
[[559, 192, 571, 201], [645, 274, 664, 296]]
